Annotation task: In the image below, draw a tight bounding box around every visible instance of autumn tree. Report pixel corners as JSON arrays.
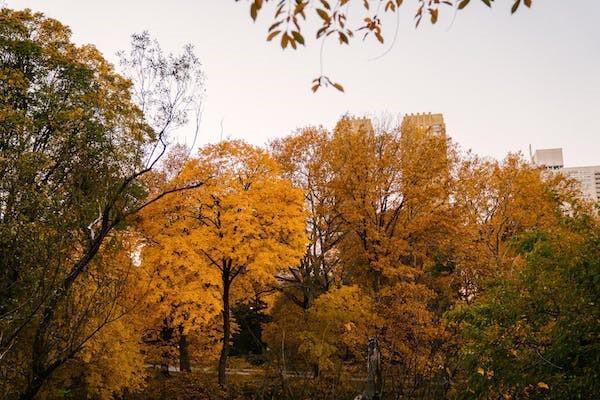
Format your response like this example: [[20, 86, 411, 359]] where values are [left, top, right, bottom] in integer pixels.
[[35, 240, 149, 400], [448, 212, 600, 399], [150, 140, 306, 386], [451, 154, 580, 300], [135, 146, 222, 373], [237, 0, 533, 91], [270, 127, 344, 310], [327, 116, 458, 396], [0, 9, 204, 399], [266, 116, 459, 396]]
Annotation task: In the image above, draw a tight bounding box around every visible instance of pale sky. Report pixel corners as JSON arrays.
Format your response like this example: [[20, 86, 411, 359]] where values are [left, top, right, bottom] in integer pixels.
[[8, 0, 600, 166]]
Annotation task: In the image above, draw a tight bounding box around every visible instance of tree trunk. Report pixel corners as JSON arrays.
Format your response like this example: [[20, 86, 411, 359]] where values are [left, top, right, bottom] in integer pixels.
[[356, 337, 382, 400], [178, 325, 191, 372], [160, 352, 170, 376], [218, 269, 231, 387], [18, 378, 43, 400]]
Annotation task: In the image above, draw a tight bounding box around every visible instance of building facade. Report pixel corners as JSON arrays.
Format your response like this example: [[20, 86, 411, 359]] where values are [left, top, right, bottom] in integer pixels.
[[531, 148, 600, 203], [401, 112, 446, 137]]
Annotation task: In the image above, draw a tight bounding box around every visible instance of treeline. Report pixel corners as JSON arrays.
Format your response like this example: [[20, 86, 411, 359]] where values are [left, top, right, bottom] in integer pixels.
[[1, 8, 599, 400]]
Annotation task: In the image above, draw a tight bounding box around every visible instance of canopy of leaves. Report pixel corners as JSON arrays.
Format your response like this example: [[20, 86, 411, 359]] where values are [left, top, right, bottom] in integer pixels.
[[448, 216, 600, 399]]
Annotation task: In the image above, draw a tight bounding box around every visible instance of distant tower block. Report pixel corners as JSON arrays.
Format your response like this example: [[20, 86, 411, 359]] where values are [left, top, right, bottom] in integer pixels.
[[401, 112, 445, 137], [348, 117, 374, 134], [531, 147, 600, 202], [531, 148, 564, 170]]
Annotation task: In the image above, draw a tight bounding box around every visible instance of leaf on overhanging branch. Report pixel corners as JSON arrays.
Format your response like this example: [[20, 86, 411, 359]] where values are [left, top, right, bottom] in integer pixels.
[[311, 77, 321, 93], [268, 20, 283, 32], [316, 8, 330, 23], [267, 30, 280, 41], [316, 26, 328, 38], [481, 0, 492, 8], [457, 0, 471, 10], [319, 0, 331, 10], [332, 82, 344, 92], [291, 31, 305, 45], [415, 15, 423, 27], [430, 8, 439, 24], [511, 0, 521, 14], [281, 33, 289, 49], [310, 76, 344, 93], [339, 31, 349, 44]]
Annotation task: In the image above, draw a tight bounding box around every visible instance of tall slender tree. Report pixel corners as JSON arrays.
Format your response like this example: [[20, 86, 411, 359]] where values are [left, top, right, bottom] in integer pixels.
[[0, 9, 204, 399]]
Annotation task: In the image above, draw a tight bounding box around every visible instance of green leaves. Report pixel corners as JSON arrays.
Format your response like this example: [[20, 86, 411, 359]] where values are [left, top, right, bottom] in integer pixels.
[[450, 221, 600, 399]]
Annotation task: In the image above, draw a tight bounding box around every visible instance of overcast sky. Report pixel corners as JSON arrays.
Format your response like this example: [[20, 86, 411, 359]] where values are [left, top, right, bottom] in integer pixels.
[[8, 0, 600, 166]]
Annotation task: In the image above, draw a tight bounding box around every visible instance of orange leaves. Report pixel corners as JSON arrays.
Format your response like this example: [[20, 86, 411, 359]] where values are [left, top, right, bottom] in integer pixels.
[[311, 75, 344, 93], [266, 30, 280, 41], [316, 8, 330, 22], [359, 16, 384, 43], [241, 0, 534, 92], [537, 382, 549, 390], [512, 0, 533, 14], [249, 0, 263, 21], [161, 140, 306, 290], [458, 0, 471, 9]]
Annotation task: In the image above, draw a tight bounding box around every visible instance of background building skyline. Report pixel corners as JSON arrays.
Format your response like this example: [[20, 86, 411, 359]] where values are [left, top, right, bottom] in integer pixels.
[[8, 0, 599, 167], [532, 147, 600, 202]]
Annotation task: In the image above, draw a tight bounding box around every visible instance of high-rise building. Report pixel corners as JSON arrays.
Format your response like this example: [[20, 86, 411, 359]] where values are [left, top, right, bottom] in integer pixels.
[[348, 117, 374, 134], [531, 148, 564, 170], [401, 112, 445, 137], [531, 147, 600, 203], [561, 166, 600, 202]]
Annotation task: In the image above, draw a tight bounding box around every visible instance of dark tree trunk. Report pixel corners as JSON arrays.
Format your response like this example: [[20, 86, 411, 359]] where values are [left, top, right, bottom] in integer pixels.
[[17, 221, 113, 400], [312, 362, 320, 378], [160, 352, 170, 376], [160, 324, 174, 375], [178, 325, 191, 372], [357, 337, 383, 400], [218, 267, 231, 387], [18, 378, 44, 400]]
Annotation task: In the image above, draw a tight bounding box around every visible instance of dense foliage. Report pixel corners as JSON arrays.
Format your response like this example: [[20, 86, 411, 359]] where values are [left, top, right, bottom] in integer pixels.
[[1, 5, 598, 400]]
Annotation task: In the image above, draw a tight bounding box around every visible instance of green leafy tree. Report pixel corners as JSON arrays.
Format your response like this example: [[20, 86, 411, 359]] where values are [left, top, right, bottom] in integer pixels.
[[448, 216, 600, 399]]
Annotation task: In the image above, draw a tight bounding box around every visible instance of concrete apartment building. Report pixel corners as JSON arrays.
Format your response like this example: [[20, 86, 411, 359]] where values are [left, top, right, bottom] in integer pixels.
[[531, 148, 600, 203], [401, 112, 445, 137]]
